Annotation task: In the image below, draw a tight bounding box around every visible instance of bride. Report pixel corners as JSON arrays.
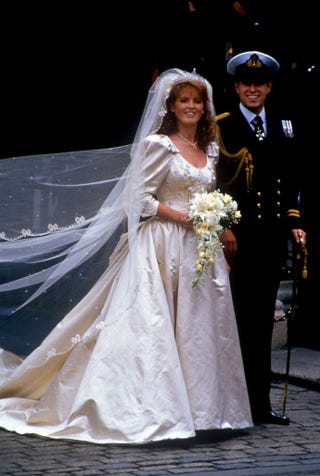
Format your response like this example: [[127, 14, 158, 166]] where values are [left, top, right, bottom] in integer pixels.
[[0, 68, 252, 444]]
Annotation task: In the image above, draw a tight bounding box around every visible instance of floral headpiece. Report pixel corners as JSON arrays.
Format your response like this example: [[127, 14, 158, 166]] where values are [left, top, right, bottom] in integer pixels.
[[158, 69, 210, 120]]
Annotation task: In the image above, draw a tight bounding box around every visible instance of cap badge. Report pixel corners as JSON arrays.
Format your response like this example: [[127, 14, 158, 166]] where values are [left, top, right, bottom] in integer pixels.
[[246, 54, 263, 69]]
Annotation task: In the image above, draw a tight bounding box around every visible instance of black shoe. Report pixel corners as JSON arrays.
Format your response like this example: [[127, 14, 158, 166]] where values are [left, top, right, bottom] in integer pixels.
[[253, 410, 290, 426]]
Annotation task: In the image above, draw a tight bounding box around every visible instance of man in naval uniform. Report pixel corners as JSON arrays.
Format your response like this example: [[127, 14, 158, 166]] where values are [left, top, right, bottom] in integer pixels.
[[216, 50, 306, 425]]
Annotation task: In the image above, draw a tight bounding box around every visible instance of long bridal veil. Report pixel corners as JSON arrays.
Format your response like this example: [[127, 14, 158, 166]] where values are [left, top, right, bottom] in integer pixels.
[[0, 146, 132, 355]]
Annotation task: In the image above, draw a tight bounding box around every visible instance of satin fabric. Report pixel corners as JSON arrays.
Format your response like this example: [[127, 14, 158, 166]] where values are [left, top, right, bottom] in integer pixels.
[[0, 135, 252, 444]]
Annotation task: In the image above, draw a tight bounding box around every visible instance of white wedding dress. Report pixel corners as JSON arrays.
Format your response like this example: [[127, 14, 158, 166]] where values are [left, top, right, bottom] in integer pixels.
[[0, 135, 252, 444]]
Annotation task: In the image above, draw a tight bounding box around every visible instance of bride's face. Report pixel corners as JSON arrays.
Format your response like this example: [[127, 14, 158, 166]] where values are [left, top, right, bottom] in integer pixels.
[[170, 86, 204, 128]]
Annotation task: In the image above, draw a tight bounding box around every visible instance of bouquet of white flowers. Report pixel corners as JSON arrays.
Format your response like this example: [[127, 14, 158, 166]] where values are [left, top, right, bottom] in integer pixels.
[[188, 189, 241, 288]]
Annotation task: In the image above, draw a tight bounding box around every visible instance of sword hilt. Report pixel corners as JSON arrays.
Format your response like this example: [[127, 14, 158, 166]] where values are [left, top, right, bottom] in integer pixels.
[[295, 240, 308, 280]]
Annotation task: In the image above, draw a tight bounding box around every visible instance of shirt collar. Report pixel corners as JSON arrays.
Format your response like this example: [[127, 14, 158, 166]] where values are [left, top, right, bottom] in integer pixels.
[[239, 103, 266, 127]]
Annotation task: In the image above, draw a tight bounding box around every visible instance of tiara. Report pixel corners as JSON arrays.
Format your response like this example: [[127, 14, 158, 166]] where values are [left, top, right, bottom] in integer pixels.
[[172, 68, 207, 85]]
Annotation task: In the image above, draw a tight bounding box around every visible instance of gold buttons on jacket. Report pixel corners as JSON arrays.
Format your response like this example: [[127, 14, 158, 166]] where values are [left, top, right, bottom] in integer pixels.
[[254, 186, 283, 221], [256, 191, 262, 219]]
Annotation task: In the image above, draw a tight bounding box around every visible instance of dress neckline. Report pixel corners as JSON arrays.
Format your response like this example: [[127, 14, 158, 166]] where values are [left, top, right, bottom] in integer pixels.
[[167, 137, 208, 169]]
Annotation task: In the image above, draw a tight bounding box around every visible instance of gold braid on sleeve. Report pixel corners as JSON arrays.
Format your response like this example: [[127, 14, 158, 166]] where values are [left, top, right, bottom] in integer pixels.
[[215, 112, 254, 192]]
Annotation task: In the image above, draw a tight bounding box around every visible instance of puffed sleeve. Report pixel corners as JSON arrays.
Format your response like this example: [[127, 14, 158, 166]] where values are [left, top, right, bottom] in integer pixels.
[[140, 135, 173, 217]]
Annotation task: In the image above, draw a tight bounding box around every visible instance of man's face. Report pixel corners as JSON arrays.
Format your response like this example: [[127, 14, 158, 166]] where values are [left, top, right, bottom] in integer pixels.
[[234, 80, 272, 114]]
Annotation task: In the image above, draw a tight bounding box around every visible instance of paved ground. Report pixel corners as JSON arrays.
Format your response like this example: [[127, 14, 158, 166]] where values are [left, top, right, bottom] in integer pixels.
[[1, 347, 319, 476]]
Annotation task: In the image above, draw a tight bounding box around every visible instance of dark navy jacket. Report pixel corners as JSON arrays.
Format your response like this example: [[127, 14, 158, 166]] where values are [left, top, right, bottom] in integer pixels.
[[216, 106, 302, 265]]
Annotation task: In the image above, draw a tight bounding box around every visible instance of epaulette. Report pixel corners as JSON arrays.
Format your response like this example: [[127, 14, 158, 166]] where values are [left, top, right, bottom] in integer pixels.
[[215, 112, 230, 122], [215, 112, 253, 191]]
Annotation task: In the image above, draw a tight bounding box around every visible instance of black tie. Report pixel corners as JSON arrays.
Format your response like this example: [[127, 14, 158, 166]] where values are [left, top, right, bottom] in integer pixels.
[[251, 115, 265, 141]]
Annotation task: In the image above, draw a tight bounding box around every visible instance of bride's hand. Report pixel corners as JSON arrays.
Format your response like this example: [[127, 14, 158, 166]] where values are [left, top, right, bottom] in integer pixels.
[[180, 213, 194, 229]]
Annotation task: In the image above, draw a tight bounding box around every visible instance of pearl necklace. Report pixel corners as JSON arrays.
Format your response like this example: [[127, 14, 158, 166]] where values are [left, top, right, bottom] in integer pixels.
[[177, 132, 197, 149]]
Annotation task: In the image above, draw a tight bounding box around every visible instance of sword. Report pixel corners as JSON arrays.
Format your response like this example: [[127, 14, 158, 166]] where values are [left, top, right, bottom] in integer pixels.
[[282, 237, 308, 414]]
